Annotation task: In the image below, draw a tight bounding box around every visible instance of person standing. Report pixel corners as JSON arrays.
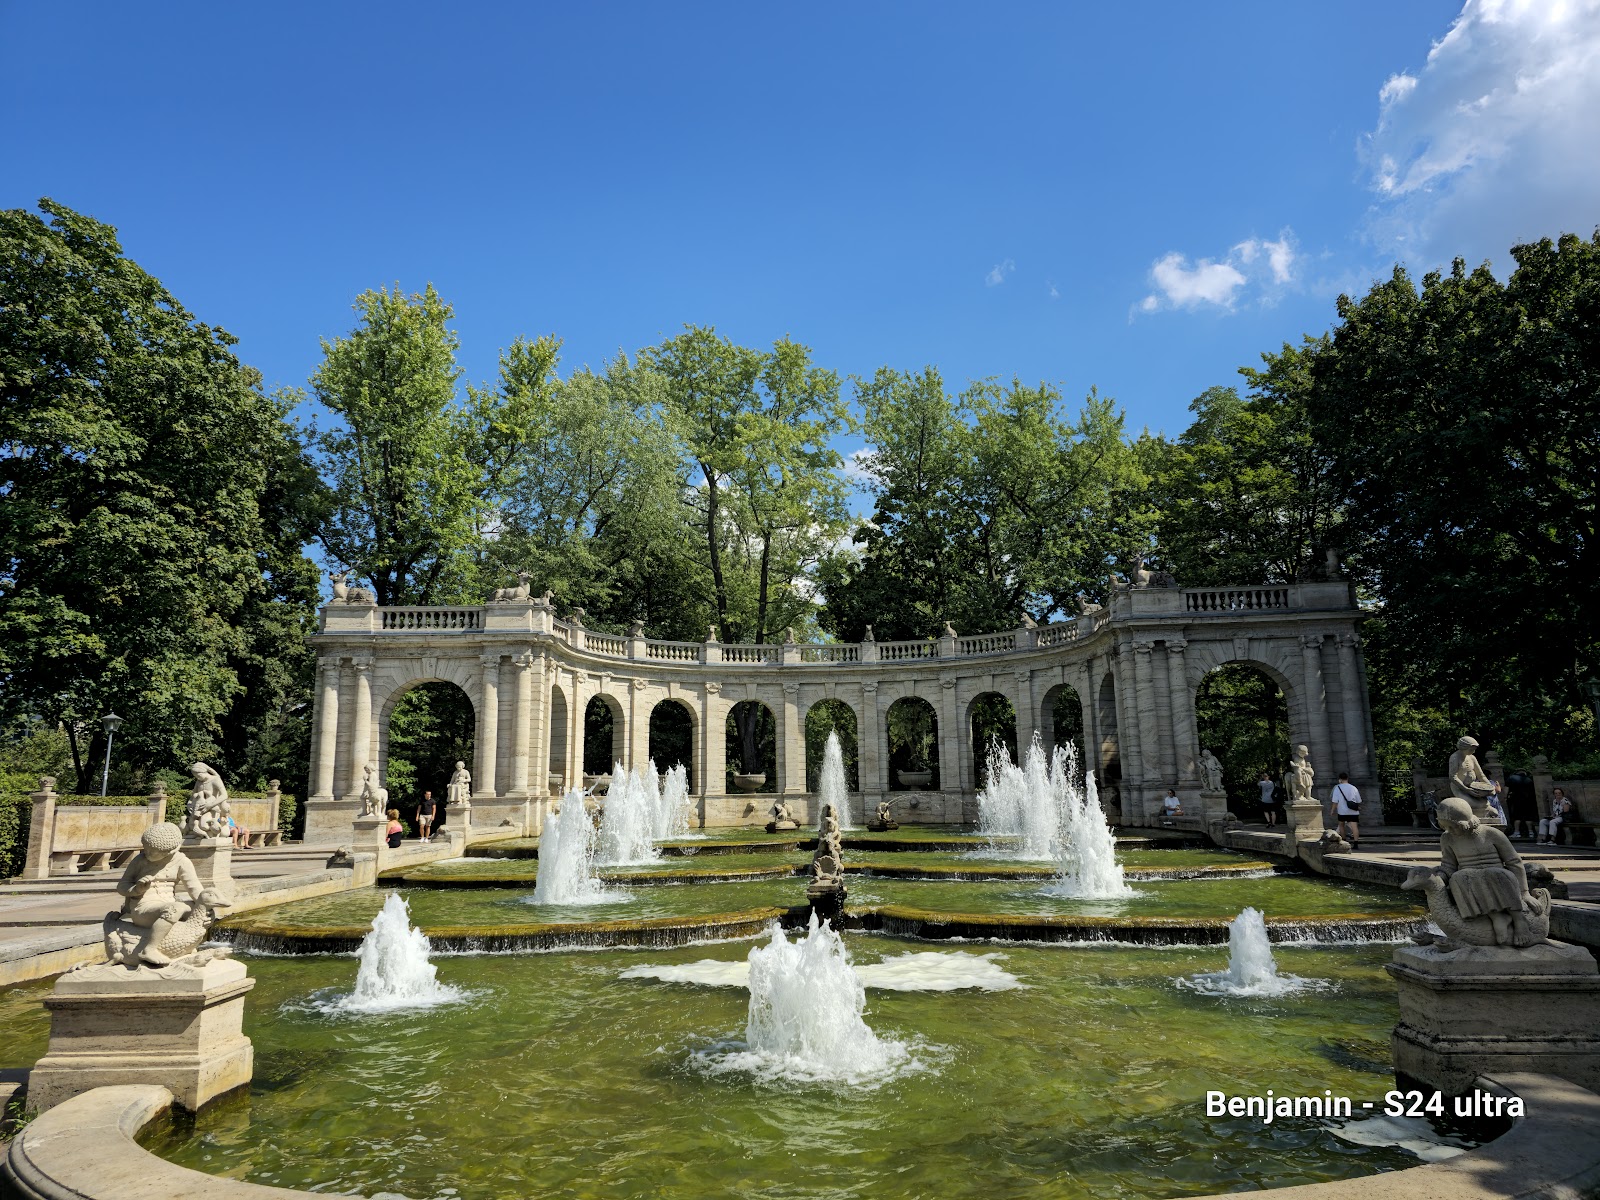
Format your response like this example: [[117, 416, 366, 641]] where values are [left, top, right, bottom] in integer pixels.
[[1330, 771, 1362, 850], [1505, 770, 1538, 840], [1257, 770, 1280, 827], [417, 790, 437, 842]]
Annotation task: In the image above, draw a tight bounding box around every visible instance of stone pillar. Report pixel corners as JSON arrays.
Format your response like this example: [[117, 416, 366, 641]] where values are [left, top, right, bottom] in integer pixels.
[[629, 678, 651, 769], [860, 684, 884, 799], [508, 653, 534, 797], [27, 956, 256, 1113], [1336, 634, 1371, 786], [1013, 670, 1039, 755], [1166, 640, 1199, 788], [341, 658, 373, 802], [1531, 754, 1555, 819], [701, 682, 725, 803], [1133, 641, 1163, 821], [1152, 642, 1177, 785], [780, 683, 806, 797], [476, 654, 500, 800], [938, 679, 961, 802], [21, 777, 58, 880], [1112, 643, 1144, 818], [181, 838, 234, 899], [310, 656, 340, 800], [1300, 634, 1333, 812], [1079, 662, 1099, 781]]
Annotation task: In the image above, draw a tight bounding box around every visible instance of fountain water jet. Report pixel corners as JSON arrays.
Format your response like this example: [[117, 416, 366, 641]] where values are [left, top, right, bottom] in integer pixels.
[[333, 893, 466, 1013], [1044, 751, 1134, 899], [653, 761, 692, 839], [596, 760, 657, 865], [1180, 907, 1325, 997], [976, 736, 1061, 858], [817, 730, 853, 829], [532, 789, 616, 905]]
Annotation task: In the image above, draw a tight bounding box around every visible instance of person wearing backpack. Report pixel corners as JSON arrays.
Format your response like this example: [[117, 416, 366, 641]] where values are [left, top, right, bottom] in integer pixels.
[[1330, 772, 1362, 850]]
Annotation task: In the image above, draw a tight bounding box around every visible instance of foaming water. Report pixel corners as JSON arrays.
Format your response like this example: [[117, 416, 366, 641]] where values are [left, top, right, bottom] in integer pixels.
[[1044, 751, 1134, 899], [596, 762, 658, 865], [817, 730, 853, 829], [309, 894, 468, 1014], [532, 789, 618, 905], [690, 917, 926, 1086], [1180, 908, 1330, 997], [621, 949, 1023, 992], [656, 762, 692, 839]]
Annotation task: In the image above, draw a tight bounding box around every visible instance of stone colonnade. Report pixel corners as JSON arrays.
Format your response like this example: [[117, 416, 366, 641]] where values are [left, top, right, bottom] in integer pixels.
[[302, 581, 1374, 843]]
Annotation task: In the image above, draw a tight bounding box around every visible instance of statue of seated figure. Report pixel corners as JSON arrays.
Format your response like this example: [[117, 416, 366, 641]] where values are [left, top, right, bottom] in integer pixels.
[[104, 823, 228, 967], [766, 798, 799, 833], [867, 798, 898, 832]]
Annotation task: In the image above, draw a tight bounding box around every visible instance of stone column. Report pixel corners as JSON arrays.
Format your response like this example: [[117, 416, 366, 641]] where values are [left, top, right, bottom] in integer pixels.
[[1531, 754, 1555, 819], [1300, 634, 1333, 798], [701, 682, 725, 808], [937, 679, 961, 801], [508, 653, 534, 797], [476, 654, 500, 800], [780, 683, 806, 797], [1335, 633, 1371, 787], [310, 657, 340, 800], [341, 659, 373, 802], [1111, 643, 1143, 816], [860, 683, 884, 799], [629, 678, 651, 768], [1013, 670, 1038, 756], [1078, 661, 1099, 780], [1133, 641, 1162, 820], [21, 777, 58, 880], [1166, 640, 1199, 788]]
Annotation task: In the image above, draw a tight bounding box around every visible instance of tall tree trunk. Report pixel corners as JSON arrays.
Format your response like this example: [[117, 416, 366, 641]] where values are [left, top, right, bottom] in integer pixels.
[[704, 467, 730, 639]]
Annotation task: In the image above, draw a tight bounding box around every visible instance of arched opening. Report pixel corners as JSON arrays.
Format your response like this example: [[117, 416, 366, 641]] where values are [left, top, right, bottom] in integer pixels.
[[725, 700, 776, 792], [648, 699, 695, 789], [1196, 662, 1291, 818], [886, 695, 940, 790], [383, 681, 474, 830], [805, 698, 859, 792], [583, 694, 625, 776], [1040, 684, 1084, 767], [1097, 672, 1121, 813], [548, 685, 569, 790], [967, 692, 1017, 786]]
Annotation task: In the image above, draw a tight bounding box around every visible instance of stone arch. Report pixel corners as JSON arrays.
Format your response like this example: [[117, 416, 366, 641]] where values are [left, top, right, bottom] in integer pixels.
[[726, 698, 777, 792], [373, 669, 477, 821], [648, 697, 697, 790], [885, 694, 940, 791], [1184, 644, 1307, 748], [1040, 682, 1085, 770], [966, 690, 1017, 788], [1096, 671, 1121, 808], [1189, 648, 1298, 817], [547, 683, 570, 791], [583, 692, 626, 776], [804, 697, 860, 792]]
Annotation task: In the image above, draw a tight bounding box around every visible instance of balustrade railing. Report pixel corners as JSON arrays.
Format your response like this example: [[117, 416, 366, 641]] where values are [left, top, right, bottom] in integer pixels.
[[586, 633, 627, 657], [379, 607, 480, 631], [878, 640, 938, 661], [722, 644, 780, 664], [646, 640, 701, 662], [1183, 587, 1291, 612], [957, 632, 1015, 655], [1034, 622, 1079, 648], [800, 644, 859, 663]]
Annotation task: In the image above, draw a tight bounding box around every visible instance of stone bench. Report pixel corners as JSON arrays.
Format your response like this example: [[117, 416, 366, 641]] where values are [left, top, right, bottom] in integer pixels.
[[47, 847, 142, 875], [242, 829, 283, 848], [1559, 821, 1598, 847]]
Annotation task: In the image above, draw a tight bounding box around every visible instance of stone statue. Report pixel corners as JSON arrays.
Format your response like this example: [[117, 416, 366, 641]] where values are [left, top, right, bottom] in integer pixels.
[[330, 570, 349, 601], [447, 761, 472, 806], [1199, 748, 1224, 794], [867, 798, 898, 832], [1402, 797, 1550, 948], [811, 845, 843, 885], [1449, 736, 1496, 815], [359, 763, 388, 818], [1284, 744, 1314, 805], [104, 823, 228, 967], [184, 762, 231, 839], [942, 621, 958, 637], [807, 802, 848, 921], [766, 798, 799, 833], [491, 570, 532, 602]]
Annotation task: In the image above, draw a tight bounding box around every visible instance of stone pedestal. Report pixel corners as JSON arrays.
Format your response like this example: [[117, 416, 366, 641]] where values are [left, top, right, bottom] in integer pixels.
[[302, 797, 363, 846], [1284, 799, 1327, 843], [1197, 789, 1229, 827], [1387, 940, 1600, 1095], [180, 837, 233, 898], [27, 956, 254, 1113], [352, 814, 385, 855]]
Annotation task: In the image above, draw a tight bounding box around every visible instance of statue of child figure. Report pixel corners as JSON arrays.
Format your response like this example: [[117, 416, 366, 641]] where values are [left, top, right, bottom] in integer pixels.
[[107, 822, 226, 966], [1436, 796, 1536, 946], [446, 760, 472, 806]]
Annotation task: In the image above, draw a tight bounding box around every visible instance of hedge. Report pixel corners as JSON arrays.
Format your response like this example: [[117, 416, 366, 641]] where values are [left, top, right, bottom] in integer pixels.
[[0, 789, 298, 880]]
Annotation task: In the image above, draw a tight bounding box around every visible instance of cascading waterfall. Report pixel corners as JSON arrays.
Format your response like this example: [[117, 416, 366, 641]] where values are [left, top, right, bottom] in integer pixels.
[[532, 789, 614, 905], [335, 893, 466, 1013], [1045, 749, 1134, 899], [1180, 907, 1323, 997], [596, 760, 657, 865], [694, 915, 912, 1085], [817, 730, 853, 829], [976, 734, 1063, 859], [653, 761, 692, 839]]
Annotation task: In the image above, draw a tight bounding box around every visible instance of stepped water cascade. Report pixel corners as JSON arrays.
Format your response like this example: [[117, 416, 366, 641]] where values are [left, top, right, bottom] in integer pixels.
[[332, 893, 466, 1013], [817, 730, 853, 829], [695, 915, 912, 1085], [977, 735, 1065, 859], [596, 760, 658, 865], [1180, 907, 1325, 997], [532, 789, 614, 905], [654, 761, 692, 839], [1044, 750, 1134, 899]]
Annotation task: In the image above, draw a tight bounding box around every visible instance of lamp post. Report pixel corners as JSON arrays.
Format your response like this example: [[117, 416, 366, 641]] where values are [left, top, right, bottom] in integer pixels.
[[100, 713, 122, 797]]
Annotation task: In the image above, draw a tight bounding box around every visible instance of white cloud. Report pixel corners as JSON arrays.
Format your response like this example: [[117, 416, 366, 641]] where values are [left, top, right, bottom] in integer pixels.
[[985, 258, 1015, 286], [1136, 231, 1299, 315], [1361, 0, 1600, 265], [842, 447, 878, 486], [1047, 281, 1060, 299]]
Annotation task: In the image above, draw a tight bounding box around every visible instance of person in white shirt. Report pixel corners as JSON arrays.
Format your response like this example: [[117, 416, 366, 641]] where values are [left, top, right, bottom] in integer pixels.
[[1330, 771, 1362, 851], [1161, 790, 1183, 816], [1541, 789, 1575, 845]]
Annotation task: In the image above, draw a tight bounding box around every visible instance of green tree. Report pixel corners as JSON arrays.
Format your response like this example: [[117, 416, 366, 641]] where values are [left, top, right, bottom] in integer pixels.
[[0, 200, 320, 787], [307, 284, 478, 605]]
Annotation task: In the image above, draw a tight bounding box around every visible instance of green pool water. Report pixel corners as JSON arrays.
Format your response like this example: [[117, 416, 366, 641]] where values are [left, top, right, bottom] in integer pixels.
[[126, 937, 1427, 1200]]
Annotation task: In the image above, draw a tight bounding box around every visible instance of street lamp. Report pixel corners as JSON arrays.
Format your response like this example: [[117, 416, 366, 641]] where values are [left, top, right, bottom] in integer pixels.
[[100, 713, 122, 797]]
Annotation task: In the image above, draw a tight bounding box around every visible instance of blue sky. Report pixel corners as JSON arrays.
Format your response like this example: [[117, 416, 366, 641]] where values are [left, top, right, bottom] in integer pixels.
[[4, 1, 1598, 469]]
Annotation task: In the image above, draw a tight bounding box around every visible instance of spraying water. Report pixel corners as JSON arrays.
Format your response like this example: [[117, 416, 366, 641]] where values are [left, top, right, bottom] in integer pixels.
[[816, 730, 853, 829], [533, 789, 615, 905], [1045, 751, 1134, 899], [693, 915, 913, 1085], [977, 735, 1066, 859], [654, 761, 692, 839], [1180, 907, 1326, 997], [596, 760, 657, 865], [333, 893, 466, 1013]]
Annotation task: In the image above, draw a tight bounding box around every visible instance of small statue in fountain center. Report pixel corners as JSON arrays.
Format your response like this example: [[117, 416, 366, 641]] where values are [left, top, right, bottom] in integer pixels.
[[359, 763, 388, 818], [1418, 797, 1547, 947], [867, 798, 898, 832], [446, 761, 472, 806], [766, 798, 799, 833], [1283, 744, 1314, 806], [105, 822, 228, 967], [184, 761, 231, 839]]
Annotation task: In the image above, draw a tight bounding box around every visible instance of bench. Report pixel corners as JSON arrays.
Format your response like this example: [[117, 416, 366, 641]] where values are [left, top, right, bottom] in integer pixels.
[[47, 847, 142, 875], [1558, 821, 1597, 847], [242, 829, 283, 848]]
